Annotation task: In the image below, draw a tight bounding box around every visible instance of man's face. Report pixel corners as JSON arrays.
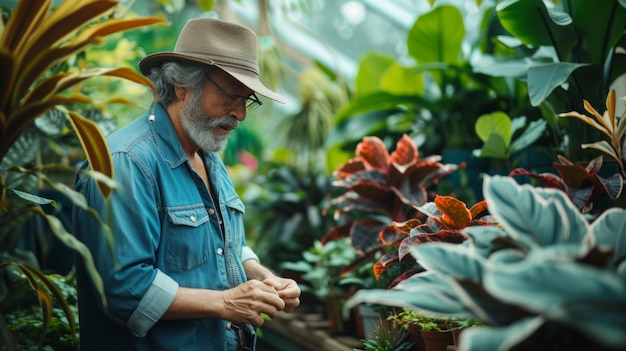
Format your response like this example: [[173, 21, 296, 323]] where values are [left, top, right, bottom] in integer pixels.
[[180, 85, 237, 152]]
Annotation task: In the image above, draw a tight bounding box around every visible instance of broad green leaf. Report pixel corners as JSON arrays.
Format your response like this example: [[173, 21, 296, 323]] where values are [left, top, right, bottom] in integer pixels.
[[407, 5, 465, 65], [496, 0, 577, 58], [355, 52, 395, 96], [528, 62, 588, 106], [483, 176, 589, 247], [380, 62, 424, 95], [475, 111, 512, 146], [567, 0, 626, 64]]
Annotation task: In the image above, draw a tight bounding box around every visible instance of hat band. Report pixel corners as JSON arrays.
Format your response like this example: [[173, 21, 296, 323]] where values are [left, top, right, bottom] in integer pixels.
[[178, 50, 259, 75]]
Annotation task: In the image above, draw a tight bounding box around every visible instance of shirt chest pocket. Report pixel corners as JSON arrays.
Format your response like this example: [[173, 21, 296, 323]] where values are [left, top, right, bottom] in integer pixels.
[[165, 208, 212, 271]]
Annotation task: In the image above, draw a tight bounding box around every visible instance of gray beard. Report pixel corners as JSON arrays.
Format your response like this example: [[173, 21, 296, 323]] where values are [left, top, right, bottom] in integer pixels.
[[181, 89, 238, 152]]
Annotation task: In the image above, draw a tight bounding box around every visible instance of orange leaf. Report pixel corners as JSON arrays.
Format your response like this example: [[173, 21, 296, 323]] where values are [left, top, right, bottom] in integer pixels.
[[67, 111, 114, 199], [434, 195, 471, 229]]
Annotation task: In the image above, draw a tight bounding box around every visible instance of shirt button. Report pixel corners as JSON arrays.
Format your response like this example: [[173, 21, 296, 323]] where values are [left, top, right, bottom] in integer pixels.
[[208, 208, 215, 215], [190, 215, 196, 222], [217, 248, 224, 255], [226, 322, 232, 329]]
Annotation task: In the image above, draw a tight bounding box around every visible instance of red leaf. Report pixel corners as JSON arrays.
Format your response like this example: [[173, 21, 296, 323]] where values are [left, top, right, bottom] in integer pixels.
[[356, 136, 390, 172], [390, 134, 418, 166]]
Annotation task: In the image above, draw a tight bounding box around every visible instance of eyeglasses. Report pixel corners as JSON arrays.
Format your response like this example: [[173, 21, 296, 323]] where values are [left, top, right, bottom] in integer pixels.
[[205, 74, 263, 111]]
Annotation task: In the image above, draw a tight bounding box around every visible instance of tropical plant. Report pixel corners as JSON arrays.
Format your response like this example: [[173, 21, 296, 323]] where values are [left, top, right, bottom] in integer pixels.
[[484, 0, 626, 162], [559, 88, 626, 177], [280, 238, 360, 302], [328, 2, 543, 161], [0, 0, 164, 347], [374, 195, 492, 287], [347, 175, 626, 351], [321, 134, 463, 284]]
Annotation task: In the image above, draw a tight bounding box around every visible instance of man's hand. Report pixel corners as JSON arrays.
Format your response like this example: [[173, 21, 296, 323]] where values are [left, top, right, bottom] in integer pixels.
[[221, 280, 285, 326], [263, 277, 301, 313]]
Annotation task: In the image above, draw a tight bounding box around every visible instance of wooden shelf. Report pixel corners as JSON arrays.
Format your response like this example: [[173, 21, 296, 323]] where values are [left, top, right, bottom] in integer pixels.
[[260, 311, 362, 351]]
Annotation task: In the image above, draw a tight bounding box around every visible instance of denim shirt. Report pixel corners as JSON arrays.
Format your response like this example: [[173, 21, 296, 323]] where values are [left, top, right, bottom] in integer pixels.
[[73, 104, 258, 351]]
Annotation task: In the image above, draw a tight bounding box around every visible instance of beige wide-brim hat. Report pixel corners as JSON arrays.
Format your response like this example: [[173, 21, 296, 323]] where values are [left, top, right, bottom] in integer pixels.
[[139, 18, 286, 104]]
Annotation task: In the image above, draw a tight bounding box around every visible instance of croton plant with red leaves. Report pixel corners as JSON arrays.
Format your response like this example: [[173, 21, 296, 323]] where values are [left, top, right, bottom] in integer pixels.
[[321, 134, 493, 287], [375, 195, 492, 287]]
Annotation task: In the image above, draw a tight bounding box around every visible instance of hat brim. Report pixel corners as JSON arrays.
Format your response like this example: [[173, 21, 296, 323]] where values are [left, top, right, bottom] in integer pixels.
[[139, 53, 286, 104]]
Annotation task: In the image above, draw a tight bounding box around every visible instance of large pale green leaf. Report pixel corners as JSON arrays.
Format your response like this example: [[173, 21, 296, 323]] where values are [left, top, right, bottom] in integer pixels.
[[527, 62, 588, 106], [485, 257, 626, 314], [407, 5, 465, 65], [591, 208, 626, 267], [461, 317, 546, 351], [411, 242, 486, 282], [483, 175, 589, 247], [345, 272, 471, 317]]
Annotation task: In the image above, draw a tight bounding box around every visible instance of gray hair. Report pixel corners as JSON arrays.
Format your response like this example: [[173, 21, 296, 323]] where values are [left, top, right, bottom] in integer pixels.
[[147, 61, 212, 107]]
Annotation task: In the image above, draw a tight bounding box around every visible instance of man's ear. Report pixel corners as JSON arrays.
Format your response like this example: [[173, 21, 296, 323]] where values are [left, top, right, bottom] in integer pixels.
[[174, 85, 188, 101]]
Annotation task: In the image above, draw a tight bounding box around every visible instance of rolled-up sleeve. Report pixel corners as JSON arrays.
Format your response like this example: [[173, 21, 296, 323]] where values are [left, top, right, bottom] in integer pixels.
[[127, 269, 178, 337], [241, 246, 259, 263]]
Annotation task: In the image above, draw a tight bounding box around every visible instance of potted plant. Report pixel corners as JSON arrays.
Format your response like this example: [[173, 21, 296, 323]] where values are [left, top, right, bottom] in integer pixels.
[[321, 134, 464, 288], [347, 173, 626, 351]]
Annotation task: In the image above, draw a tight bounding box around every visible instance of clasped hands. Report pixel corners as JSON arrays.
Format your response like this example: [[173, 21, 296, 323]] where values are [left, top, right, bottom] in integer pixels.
[[222, 277, 300, 327]]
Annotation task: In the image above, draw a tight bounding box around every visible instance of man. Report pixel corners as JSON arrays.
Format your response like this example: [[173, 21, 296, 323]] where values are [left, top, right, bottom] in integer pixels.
[[73, 18, 300, 351]]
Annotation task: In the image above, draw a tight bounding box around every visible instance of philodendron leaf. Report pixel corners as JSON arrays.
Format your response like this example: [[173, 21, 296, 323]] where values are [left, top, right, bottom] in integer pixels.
[[483, 175, 589, 248], [591, 208, 626, 267], [461, 317, 546, 351], [484, 256, 626, 316], [410, 242, 486, 281], [527, 62, 588, 106], [346, 272, 472, 318]]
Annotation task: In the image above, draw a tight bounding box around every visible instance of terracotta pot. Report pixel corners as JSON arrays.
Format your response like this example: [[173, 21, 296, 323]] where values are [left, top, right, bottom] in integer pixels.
[[420, 330, 453, 351], [406, 324, 426, 351]]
